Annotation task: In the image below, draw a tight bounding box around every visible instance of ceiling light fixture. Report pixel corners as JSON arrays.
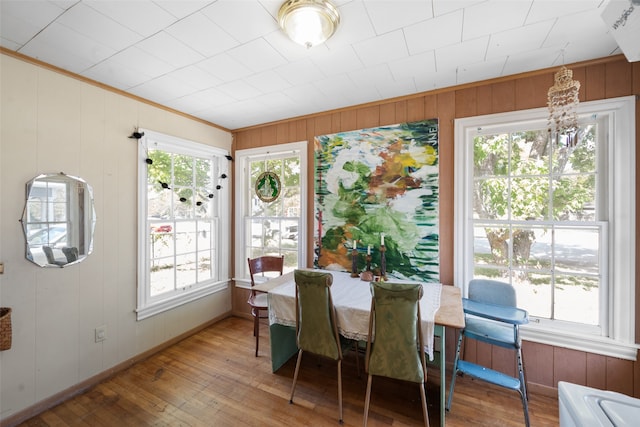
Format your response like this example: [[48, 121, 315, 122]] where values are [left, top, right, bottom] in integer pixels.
[[278, 0, 340, 49]]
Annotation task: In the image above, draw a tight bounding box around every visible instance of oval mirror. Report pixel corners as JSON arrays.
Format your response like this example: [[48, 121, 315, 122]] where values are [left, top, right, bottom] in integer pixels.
[[21, 173, 96, 267]]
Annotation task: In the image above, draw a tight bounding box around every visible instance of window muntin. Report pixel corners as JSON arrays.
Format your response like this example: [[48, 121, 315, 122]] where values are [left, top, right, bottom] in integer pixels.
[[471, 123, 603, 333], [455, 97, 636, 359], [235, 142, 307, 284], [138, 130, 229, 320]]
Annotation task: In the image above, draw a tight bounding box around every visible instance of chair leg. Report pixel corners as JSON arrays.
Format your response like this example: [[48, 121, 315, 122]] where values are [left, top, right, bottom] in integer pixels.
[[363, 374, 373, 427], [517, 348, 530, 427], [289, 349, 303, 404], [446, 330, 464, 411], [254, 312, 260, 357], [337, 359, 343, 424], [419, 382, 430, 427], [354, 341, 360, 378]]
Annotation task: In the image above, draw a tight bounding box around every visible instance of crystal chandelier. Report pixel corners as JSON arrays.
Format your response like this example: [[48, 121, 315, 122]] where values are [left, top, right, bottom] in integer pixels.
[[547, 66, 581, 141]]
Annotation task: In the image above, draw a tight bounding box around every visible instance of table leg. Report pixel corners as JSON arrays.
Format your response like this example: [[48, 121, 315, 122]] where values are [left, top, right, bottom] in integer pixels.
[[437, 325, 446, 427]]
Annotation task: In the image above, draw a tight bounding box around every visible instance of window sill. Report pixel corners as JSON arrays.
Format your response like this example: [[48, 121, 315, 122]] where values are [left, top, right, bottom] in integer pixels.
[[522, 325, 639, 361], [136, 280, 229, 321]]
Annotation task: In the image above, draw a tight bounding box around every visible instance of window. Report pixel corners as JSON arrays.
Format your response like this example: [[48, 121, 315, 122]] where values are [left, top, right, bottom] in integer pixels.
[[137, 130, 230, 320], [234, 142, 307, 284], [454, 96, 636, 359]]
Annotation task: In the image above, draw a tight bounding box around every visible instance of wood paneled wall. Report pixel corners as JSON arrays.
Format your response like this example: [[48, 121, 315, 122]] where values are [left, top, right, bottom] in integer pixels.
[[233, 55, 640, 397]]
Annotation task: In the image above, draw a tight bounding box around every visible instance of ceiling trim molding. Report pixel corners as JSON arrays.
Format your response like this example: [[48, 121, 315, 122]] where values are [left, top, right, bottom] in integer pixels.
[[232, 54, 629, 133]]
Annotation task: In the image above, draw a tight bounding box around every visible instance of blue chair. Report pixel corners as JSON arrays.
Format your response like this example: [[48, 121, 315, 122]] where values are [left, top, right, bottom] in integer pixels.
[[447, 279, 530, 426], [363, 281, 430, 427]]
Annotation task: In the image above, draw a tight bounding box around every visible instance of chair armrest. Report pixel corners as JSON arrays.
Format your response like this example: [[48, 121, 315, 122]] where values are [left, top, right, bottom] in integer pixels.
[[463, 298, 529, 325]]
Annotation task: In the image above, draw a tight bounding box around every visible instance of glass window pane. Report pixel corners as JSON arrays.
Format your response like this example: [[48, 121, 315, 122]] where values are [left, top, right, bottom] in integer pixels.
[[151, 257, 175, 297], [197, 251, 211, 281], [514, 272, 552, 319], [176, 253, 196, 288], [473, 178, 509, 220], [554, 227, 599, 275], [555, 275, 599, 325], [511, 130, 550, 177], [510, 177, 549, 220], [552, 175, 595, 221], [514, 226, 549, 269], [473, 134, 509, 177], [176, 221, 197, 254], [173, 154, 194, 187]]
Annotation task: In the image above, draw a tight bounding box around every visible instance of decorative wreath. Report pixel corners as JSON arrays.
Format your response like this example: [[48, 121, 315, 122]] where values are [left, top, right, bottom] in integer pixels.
[[255, 171, 281, 202]]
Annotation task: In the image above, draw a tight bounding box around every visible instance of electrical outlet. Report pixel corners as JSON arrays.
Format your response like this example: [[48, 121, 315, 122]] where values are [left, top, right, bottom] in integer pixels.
[[95, 325, 106, 343]]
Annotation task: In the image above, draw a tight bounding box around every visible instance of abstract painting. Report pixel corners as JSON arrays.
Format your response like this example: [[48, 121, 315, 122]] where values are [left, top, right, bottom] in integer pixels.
[[314, 119, 439, 282]]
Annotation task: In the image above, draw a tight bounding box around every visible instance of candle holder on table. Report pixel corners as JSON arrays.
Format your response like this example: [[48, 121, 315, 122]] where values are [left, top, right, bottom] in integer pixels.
[[360, 254, 374, 281], [351, 248, 359, 278], [380, 245, 387, 280]]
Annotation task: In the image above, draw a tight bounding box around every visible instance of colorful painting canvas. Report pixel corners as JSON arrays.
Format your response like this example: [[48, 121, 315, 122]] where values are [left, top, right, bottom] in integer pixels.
[[314, 119, 439, 282]]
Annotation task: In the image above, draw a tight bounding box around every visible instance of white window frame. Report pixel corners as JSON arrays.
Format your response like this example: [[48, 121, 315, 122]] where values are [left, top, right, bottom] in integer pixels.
[[137, 130, 230, 320], [454, 96, 637, 360], [234, 141, 307, 287]]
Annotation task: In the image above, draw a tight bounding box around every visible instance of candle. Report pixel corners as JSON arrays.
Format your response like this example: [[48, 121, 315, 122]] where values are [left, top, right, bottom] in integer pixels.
[[367, 245, 371, 255], [353, 240, 357, 249], [380, 233, 385, 246]]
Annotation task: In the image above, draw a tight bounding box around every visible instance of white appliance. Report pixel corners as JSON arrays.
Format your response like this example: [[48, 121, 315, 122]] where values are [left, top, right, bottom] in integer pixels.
[[559, 381, 640, 426]]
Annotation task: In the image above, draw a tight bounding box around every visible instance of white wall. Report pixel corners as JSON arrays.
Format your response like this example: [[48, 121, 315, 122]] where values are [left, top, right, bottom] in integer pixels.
[[0, 53, 233, 421]]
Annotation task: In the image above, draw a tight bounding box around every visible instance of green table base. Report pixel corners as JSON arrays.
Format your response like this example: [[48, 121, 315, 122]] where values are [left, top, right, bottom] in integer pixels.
[[269, 322, 448, 426], [269, 323, 298, 372]]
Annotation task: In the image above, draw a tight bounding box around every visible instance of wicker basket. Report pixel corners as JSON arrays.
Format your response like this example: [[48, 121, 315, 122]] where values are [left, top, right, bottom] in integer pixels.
[[0, 307, 12, 351]]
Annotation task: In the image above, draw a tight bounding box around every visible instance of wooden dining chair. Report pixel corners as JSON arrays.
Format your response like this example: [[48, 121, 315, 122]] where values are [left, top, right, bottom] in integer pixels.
[[363, 281, 429, 427], [247, 255, 284, 357], [289, 269, 358, 424]]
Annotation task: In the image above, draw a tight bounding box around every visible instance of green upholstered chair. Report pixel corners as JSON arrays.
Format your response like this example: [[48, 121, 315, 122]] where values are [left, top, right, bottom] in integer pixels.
[[363, 281, 430, 427], [289, 269, 357, 424], [247, 255, 284, 357]]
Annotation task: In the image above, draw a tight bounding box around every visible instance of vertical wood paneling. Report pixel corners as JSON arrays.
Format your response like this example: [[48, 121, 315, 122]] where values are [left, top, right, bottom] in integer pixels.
[[455, 87, 477, 118], [340, 109, 357, 132], [395, 100, 407, 123], [492, 346, 516, 377], [356, 105, 380, 129], [586, 353, 607, 389], [584, 64, 606, 101], [424, 94, 437, 119], [437, 91, 455, 286], [523, 341, 554, 387], [407, 97, 425, 122], [476, 85, 493, 116], [554, 347, 586, 385], [605, 60, 632, 99], [379, 102, 396, 125], [276, 122, 289, 143], [232, 56, 638, 396], [313, 115, 332, 138], [491, 81, 515, 113], [260, 126, 277, 145], [606, 357, 634, 395], [515, 73, 550, 110]]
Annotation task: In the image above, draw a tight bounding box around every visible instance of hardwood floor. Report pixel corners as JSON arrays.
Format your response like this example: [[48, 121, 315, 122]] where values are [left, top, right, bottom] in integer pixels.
[[18, 317, 559, 426]]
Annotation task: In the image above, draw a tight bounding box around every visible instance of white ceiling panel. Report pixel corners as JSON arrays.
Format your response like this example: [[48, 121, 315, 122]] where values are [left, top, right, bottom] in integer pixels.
[[0, 1, 67, 46], [84, 0, 177, 37], [353, 30, 409, 67], [165, 12, 240, 57], [404, 10, 464, 55], [0, 0, 627, 130], [365, 0, 433, 35]]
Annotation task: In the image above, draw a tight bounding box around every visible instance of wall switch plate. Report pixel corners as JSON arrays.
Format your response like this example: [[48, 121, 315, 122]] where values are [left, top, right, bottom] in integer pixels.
[[95, 325, 106, 343]]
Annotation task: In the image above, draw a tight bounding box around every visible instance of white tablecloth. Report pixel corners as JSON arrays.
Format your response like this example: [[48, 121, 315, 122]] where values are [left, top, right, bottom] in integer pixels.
[[267, 269, 442, 360]]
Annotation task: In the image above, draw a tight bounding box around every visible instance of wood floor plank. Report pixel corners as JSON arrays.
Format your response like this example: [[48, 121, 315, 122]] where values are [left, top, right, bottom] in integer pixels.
[[17, 317, 559, 426]]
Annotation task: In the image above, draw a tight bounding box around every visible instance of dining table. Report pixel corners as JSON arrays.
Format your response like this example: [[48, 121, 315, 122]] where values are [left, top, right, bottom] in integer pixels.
[[253, 268, 465, 426]]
